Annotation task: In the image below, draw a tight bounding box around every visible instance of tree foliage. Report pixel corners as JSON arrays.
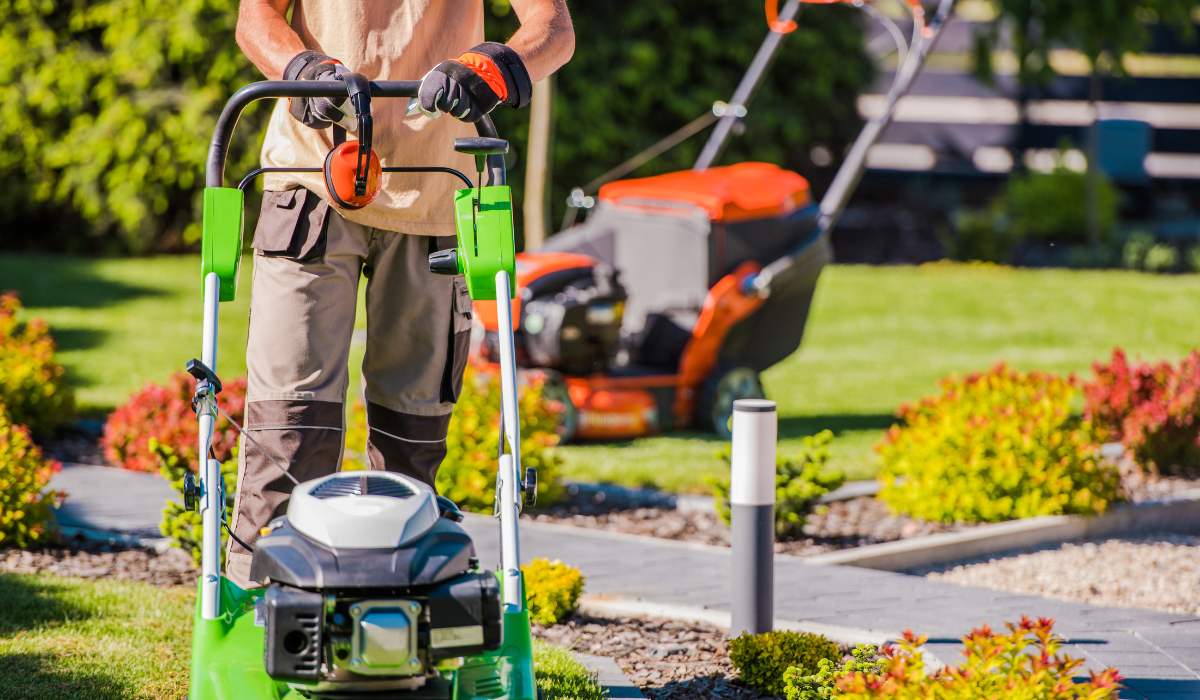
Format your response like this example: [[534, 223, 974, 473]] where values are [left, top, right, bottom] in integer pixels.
[[973, 0, 1195, 85], [0, 1, 871, 254]]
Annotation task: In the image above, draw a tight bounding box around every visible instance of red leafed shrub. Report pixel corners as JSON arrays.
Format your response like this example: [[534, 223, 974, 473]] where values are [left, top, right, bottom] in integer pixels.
[[102, 372, 246, 472], [1084, 349, 1200, 476]]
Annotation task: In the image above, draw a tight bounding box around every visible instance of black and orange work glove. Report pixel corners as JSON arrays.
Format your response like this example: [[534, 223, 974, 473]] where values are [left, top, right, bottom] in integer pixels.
[[283, 50, 356, 131], [417, 42, 532, 123]]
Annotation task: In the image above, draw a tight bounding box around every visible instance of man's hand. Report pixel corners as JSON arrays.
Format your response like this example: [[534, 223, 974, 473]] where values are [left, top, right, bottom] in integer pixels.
[[418, 42, 532, 122], [283, 50, 356, 131]]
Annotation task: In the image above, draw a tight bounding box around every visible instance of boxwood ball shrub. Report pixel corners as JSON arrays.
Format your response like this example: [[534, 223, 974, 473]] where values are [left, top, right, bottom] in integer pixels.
[[711, 430, 845, 539], [521, 558, 584, 626], [878, 364, 1120, 524], [729, 630, 842, 697], [103, 371, 246, 473], [0, 293, 74, 436], [0, 403, 62, 547], [790, 617, 1121, 699], [1085, 349, 1200, 477]]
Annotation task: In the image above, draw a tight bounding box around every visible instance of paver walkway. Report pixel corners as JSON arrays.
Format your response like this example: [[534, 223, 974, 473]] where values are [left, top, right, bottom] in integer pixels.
[[49, 464, 1200, 699]]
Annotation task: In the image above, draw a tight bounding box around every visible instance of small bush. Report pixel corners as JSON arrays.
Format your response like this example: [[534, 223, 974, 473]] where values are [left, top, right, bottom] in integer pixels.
[[798, 617, 1121, 699], [0, 403, 62, 548], [438, 366, 565, 512], [1005, 162, 1118, 244], [730, 630, 841, 697], [103, 372, 246, 473], [878, 364, 1120, 523], [1144, 243, 1181, 273], [1122, 231, 1156, 270], [0, 293, 74, 436], [785, 644, 881, 700], [522, 558, 584, 626], [1188, 245, 1200, 273], [945, 207, 1021, 263], [1085, 349, 1200, 476], [711, 430, 845, 539], [157, 440, 237, 565]]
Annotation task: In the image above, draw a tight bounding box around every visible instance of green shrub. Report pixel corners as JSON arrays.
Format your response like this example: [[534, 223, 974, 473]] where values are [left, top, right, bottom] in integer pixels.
[[1122, 231, 1156, 270], [878, 364, 1120, 523], [784, 644, 881, 700], [2, 1, 871, 253], [1188, 245, 1200, 273], [1004, 162, 1118, 244], [945, 206, 1022, 263], [729, 630, 841, 697], [0, 293, 74, 436], [0, 403, 61, 548], [437, 367, 565, 512], [1144, 243, 1180, 273], [711, 430, 845, 539], [522, 558, 584, 626], [157, 440, 236, 565], [805, 618, 1121, 699]]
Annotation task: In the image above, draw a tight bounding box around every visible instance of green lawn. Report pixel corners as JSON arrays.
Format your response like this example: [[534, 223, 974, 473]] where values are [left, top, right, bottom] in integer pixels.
[[558, 263, 1200, 491], [0, 572, 604, 699], [4, 254, 1199, 492]]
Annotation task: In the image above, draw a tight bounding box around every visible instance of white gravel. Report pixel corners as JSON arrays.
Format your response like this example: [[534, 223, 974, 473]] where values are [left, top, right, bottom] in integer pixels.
[[927, 534, 1200, 615]]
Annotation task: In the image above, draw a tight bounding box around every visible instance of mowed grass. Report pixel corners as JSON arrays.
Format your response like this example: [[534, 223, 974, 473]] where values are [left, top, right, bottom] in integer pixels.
[[558, 263, 1200, 492], [0, 573, 603, 699], [4, 254, 1199, 491]]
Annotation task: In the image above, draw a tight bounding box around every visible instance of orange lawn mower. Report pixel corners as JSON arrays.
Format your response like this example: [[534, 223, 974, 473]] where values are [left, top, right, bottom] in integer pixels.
[[474, 0, 956, 441]]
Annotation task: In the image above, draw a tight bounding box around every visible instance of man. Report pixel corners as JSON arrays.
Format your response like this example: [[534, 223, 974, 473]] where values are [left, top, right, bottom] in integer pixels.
[[228, 0, 574, 586]]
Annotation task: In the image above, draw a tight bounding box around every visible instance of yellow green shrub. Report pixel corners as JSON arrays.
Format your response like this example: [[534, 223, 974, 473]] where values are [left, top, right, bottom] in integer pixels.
[[522, 557, 584, 626], [730, 630, 842, 697], [0, 293, 74, 436], [878, 364, 1120, 523], [157, 439, 237, 565], [0, 403, 61, 547], [791, 618, 1121, 699], [342, 367, 565, 512]]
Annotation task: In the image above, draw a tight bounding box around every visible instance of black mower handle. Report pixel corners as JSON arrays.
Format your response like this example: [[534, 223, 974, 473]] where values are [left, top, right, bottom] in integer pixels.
[[205, 79, 504, 189]]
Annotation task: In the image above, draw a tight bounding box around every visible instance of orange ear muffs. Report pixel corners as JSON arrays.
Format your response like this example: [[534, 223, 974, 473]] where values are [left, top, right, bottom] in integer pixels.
[[324, 140, 382, 210]]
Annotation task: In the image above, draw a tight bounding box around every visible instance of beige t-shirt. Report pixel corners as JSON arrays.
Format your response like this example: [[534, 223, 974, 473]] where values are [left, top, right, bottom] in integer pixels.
[[261, 1, 483, 234]]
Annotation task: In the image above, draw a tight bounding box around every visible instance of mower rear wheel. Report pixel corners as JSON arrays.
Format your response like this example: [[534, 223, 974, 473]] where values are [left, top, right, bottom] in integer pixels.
[[698, 366, 766, 439], [540, 370, 579, 444]]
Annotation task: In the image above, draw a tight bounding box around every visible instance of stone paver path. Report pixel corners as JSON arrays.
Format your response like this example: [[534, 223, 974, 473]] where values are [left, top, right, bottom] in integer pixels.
[[48, 465, 1200, 699]]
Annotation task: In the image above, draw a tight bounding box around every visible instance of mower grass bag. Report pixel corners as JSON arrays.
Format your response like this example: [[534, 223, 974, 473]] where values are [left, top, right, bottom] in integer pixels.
[[479, 161, 831, 440]]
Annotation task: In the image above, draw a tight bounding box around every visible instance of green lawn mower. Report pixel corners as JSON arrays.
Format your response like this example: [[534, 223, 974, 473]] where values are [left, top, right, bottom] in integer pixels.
[[187, 75, 538, 699]]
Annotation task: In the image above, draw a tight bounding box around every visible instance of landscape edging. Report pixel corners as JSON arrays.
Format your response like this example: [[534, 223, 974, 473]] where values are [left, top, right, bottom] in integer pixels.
[[803, 489, 1200, 571]]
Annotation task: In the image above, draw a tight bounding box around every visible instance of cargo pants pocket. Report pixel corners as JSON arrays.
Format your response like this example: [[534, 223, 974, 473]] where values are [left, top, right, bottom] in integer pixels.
[[252, 188, 331, 262], [440, 277, 474, 403]]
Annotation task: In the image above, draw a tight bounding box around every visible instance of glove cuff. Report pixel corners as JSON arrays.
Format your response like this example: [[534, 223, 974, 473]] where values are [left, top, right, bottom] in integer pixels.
[[283, 50, 340, 81], [463, 42, 532, 109]]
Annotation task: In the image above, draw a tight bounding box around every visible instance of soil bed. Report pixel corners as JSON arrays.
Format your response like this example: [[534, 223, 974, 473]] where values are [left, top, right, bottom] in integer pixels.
[[536, 612, 767, 699], [0, 538, 195, 587]]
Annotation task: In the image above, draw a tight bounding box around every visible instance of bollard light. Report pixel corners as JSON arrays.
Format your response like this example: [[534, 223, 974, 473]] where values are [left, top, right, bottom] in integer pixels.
[[730, 398, 776, 637]]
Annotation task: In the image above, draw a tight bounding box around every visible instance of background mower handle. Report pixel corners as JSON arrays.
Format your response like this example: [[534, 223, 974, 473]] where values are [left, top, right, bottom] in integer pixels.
[[205, 79, 504, 189]]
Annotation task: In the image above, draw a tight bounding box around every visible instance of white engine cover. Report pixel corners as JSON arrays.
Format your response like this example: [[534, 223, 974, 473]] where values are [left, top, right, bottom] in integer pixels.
[[287, 472, 441, 549]]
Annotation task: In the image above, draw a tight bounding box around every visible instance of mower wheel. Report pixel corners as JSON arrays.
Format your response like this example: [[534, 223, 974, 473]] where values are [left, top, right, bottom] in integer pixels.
[[540, 370, 578, 444], [698, 366, 766, 439]]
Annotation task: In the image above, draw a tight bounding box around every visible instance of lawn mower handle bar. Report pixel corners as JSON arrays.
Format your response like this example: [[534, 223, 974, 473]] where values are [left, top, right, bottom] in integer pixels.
[[205, 79, 504, 189]]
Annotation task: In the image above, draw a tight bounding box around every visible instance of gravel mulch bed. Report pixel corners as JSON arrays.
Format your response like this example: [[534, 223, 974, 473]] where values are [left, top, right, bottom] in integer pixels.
[[0, 540, 196, 587], [925, 533, 1200, 616], [536, 612, 764, 699]]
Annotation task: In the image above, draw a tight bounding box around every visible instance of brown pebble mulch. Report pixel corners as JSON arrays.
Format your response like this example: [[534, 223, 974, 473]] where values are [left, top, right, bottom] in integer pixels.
[[0, 539, 196, 587], [536, 613, 764, 699]]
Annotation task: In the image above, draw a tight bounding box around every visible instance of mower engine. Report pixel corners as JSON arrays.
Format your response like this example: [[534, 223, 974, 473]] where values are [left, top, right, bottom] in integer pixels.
[[249, 472, 501, 697]]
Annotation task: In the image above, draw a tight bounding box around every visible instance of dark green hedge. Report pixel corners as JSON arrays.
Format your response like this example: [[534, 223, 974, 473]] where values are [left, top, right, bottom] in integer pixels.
[[0, 1, 870, 254]]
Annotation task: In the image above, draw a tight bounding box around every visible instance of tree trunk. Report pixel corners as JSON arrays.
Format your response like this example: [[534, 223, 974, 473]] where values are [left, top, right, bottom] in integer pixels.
[[522, 77, 555, 250]]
